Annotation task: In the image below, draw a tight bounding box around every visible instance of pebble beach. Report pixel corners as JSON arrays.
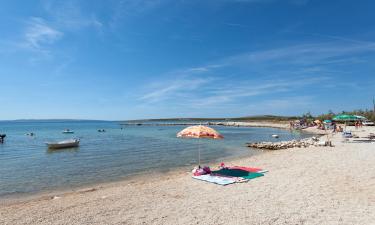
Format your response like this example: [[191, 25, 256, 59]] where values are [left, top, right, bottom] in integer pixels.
[[1, 124, 374, 225]]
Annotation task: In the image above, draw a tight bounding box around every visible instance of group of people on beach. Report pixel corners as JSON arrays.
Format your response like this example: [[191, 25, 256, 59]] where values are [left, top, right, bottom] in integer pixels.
[[290, 119, 347, 133], [331, 122, 344, 133], [289, 119, 310, 129]]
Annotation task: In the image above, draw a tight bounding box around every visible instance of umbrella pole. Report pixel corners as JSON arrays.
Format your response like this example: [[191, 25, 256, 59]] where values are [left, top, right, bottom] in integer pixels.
[[198, 123, 201, 168], [198, 138, 201, 168]]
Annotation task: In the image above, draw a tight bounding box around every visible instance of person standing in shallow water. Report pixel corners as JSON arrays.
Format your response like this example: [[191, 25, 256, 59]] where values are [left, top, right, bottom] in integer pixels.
[[0, 134, 5, 143]]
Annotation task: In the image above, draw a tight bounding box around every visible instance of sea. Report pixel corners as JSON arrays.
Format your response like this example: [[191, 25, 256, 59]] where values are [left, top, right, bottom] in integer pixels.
[[0, 120, 311, 199]]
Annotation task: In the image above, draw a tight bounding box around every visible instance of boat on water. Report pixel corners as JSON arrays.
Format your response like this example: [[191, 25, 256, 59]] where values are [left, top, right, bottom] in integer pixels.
[[272, 134, 279, 138], [46, 139, 80, 149], [62, 129, 74, 134]]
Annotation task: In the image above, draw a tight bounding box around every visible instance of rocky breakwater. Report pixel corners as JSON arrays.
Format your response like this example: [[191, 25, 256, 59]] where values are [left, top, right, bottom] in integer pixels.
[[247, 137, 322, 150]]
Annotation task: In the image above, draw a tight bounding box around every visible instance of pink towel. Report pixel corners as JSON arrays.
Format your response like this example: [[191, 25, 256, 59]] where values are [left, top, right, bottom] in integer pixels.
[[228, 166, 265, 173]]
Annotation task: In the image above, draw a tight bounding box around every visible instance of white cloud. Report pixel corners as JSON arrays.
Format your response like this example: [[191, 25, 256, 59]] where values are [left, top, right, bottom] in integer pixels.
[[188, 77, 328, 107], [24, 17, 63, 49], [140, 77, 213, 102], [236, 96, 316, 116], [223, 22, 252, 28], [109, 0, 166, 28], [185, 64, 226, 73], [42, 0, 103, 30], [138, 40, 375, 110], [221, 0, 308, 5], [225, 42, 375, 66], [254, 96, 314, 109]]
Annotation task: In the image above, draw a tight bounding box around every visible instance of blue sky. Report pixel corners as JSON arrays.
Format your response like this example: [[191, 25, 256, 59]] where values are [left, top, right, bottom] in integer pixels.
[[1, 0, 375, 120]]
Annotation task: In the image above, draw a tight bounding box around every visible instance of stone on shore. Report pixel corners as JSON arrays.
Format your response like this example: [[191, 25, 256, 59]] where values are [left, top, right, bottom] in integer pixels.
[[247, 137, 326, 150]]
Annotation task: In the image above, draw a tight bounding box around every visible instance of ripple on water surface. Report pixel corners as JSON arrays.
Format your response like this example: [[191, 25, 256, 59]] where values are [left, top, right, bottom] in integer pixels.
[[0, 121, 311, 198]]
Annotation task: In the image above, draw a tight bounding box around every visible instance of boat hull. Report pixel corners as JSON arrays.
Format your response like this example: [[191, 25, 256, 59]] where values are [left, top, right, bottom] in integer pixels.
[[47, 140, 80, 149]]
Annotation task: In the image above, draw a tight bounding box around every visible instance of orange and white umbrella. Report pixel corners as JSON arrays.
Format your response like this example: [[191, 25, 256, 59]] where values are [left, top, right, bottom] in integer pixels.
[[177, 125, 223, 166], [177, 125, 223, 139]]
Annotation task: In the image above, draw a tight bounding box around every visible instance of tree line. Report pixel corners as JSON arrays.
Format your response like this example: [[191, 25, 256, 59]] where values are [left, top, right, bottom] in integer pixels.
[[302, 109, 375, 122]]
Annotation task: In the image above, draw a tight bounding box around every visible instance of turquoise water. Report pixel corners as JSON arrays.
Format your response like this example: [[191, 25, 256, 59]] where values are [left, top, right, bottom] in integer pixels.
[[0, 120, 310, 198]]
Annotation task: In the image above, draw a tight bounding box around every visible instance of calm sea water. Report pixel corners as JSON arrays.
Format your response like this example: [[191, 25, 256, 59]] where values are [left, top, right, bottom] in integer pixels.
[[0, 120, 310, 198]]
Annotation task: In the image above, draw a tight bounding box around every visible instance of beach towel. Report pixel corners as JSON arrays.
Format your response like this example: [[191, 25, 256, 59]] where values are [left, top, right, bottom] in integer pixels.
[[192, 174, 236, 185], [212, 168, 264, 180], [228, 166, 268, 173]]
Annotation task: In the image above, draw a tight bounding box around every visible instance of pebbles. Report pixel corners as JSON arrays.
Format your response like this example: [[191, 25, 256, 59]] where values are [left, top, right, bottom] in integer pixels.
[[247, 137, 321, 150]]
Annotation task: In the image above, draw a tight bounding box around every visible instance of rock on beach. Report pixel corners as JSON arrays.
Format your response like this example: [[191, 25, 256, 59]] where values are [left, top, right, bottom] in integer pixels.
[[247, 137, 321, 150]]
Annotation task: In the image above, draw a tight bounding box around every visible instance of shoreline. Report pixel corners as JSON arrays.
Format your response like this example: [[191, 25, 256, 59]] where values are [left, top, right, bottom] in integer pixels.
[[3, 125, 373, 224], [0, 168, 190, 205], [0, 151, 261, 205], [0, 121, 310, 204]]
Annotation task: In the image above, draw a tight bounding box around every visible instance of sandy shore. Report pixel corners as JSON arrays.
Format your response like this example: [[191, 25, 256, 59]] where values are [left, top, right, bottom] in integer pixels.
[[218, 121, 290, 129], [1, 126, 374, 225]]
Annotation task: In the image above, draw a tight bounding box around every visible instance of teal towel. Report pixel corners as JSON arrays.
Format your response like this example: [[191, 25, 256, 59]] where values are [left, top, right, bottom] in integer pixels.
[[212, 168, 264, 180]]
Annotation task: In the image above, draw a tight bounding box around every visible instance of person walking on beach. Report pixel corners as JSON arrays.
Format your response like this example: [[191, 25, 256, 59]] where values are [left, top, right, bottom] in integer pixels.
[[332, 122, 337, 133]]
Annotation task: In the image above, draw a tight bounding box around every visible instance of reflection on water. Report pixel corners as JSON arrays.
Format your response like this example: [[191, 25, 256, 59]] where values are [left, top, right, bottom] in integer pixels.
[[47, 147, 80, 154], [0, 120, 311, 198]]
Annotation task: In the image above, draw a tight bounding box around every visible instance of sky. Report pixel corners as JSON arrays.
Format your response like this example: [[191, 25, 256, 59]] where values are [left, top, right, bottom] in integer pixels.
[[0, 0, 375, 120]]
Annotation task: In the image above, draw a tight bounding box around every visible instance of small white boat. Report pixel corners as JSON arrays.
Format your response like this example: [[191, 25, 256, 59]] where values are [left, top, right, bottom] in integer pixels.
[[272, 134, 279, 138], [62, 129, 74, 134], [46, 139, 80, 149]]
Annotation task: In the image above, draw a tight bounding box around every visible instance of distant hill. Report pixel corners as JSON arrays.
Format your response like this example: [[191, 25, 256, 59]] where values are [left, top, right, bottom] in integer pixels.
[[123, 115, 299, 123], [233, 115, 300, 121]]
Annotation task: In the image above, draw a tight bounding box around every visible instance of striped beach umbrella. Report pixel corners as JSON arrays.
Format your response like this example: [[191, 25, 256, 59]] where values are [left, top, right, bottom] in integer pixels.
[[177, 125, 223, 139], [177, 125, 223, 166]]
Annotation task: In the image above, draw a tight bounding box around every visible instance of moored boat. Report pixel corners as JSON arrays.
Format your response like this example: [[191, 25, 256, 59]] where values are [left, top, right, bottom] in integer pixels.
[[62, 129, 74, 134], [46, 139, 80, 149]]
